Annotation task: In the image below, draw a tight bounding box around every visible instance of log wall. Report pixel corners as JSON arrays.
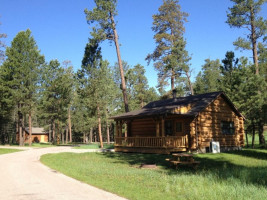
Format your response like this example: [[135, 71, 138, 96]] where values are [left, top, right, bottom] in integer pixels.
[[194, 96, 244, 149], [130, 118, 156, 137]]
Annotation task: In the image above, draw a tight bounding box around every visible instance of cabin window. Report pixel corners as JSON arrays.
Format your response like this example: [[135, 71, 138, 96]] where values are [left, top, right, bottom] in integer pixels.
[[165, 120, 173, 136], [221, 121, 235, 135], [175, 121, 183, 133]]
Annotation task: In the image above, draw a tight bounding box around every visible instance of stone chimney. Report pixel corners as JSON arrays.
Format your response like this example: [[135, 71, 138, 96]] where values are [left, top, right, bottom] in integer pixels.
[[172, 89, 177, 99]]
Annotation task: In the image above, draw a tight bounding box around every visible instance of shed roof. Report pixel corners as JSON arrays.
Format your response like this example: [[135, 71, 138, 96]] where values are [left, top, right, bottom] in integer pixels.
[[25, 127, 48, 135], [111, 91, 244, 120]]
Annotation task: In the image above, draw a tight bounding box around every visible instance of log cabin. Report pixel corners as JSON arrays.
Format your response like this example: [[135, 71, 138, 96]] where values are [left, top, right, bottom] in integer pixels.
[[111, 91, 245, 154]]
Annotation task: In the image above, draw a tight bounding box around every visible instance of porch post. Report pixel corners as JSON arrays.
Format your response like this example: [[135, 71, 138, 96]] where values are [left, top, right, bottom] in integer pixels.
[[115, 121, 119, 137], [119, 120, 122, 137], [161, 117, 165, 137], [156, 120, 160, 137], [124, 122, 128, 138]]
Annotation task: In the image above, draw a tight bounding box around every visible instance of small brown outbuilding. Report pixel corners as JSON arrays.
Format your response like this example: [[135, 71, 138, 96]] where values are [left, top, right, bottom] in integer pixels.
[[16, 127, 49, 143], [111, 91, 245, 154]]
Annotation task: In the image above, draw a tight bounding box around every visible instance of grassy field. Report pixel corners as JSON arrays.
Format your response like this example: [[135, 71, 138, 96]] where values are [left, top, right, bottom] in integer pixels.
[[0, 148, 22, 155], [41, 148, 267, 200], [73, 143, 114, 149]]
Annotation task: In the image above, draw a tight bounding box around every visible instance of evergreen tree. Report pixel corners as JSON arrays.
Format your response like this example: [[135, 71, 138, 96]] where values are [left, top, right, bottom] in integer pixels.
[[0, 20, 7, 64], [219, 51, 239, 98], [146, 0, 191, 94], [79, 38, 118, 148], [194, 59, 222, 94], [85, 0, 129, 112], [2, 29, 44, 146], [227, 0, 267, 75], [39, 60, 73, 144], [126, 64, 159, 110]]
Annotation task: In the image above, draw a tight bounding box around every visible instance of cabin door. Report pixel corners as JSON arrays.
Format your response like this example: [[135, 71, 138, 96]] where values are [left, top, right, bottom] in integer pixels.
[[165, 120, 173, 136], [175, 120, 184, 136]]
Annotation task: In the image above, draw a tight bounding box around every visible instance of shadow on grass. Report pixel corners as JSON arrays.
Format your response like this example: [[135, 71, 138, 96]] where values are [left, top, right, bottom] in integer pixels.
[[100, 151, 267, 187], [227, 149, 267, 160]]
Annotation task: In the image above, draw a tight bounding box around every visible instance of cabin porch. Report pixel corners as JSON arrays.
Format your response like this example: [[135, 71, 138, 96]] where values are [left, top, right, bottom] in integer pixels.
[[114, 116, 191, 154], [115, 136, 188, 154]]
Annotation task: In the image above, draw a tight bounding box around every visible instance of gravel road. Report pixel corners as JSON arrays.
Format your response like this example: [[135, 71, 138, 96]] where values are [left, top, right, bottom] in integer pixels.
[[0, 146, 126, 200]]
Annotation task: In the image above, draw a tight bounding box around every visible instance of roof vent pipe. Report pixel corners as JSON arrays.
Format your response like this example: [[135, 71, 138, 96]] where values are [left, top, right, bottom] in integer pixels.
[[172, 89, 177, 99]]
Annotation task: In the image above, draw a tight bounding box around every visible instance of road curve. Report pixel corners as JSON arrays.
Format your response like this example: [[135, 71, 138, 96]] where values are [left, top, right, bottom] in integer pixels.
[[0, 146, 127, 200]]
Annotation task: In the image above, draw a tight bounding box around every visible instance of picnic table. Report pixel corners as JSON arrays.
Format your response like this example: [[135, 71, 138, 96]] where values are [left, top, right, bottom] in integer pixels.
[[166, 153, 200, 169]]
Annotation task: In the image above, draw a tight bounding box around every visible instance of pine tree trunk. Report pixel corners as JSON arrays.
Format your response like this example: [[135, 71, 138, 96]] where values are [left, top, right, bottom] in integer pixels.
[[65, 127, 68, 144], [49, 124, 51, 142], [171, 68, 175, 91], [97, 105, 103, 148], [22, 115, 25, 146], [252, 122, 255, 148], [18, 104, 23, 146], [68, 107, 72, 143], [83, 133, 85, 143], [28, 111, 32, 146], [258, 120, 265, 147], [250, 5, 259, 75], [105, 109, 110, 144], [245, 131, 249, 147], [106, 121, 110, 144], [89, 128, 93, 143], [52, 120, 55, 144], [57, 119, 60, 144], [62, 130, 64, 144], [110, 13, 129, 112]]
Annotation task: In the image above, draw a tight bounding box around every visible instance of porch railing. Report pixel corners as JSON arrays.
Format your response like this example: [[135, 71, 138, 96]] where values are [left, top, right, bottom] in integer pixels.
[[115, 136, 188, 148]]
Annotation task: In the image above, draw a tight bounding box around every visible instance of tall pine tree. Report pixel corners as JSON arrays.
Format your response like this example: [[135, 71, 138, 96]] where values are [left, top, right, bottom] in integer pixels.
[[227, 0, 267, 75], [85, 0, 129, 112], [146, 0, 191, 94], [2, 29, 44, 146]]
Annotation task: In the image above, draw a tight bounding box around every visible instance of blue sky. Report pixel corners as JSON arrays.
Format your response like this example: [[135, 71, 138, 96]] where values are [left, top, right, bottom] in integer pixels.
[[0, 0, 266, 89]]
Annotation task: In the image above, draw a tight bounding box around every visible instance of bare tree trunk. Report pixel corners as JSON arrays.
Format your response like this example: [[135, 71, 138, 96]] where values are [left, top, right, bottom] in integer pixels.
[[68, 107, 72, 143], [250, 6, 259, 75], [28, 111, 32, 146], [97, 105, 103, 148], [185, 70, 194, 95], [110, 13, 129, 112]]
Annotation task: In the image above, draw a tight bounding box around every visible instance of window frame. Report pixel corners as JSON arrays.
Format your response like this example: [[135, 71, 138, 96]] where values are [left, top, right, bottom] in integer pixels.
[[221, 121, 235, 135]]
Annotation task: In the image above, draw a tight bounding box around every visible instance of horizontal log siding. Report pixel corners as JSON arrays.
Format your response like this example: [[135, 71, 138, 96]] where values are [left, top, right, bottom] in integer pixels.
[[131, 118, 156, 137], [197, 96, 244, 149]]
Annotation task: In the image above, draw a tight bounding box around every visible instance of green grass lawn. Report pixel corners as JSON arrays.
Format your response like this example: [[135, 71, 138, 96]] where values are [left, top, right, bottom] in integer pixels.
[[41, 148, 267, 200], [0, 148, 22, 155]]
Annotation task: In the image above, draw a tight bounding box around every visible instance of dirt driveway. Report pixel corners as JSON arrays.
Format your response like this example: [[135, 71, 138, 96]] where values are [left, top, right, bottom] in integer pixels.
[[0, 146, 126, 200]]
